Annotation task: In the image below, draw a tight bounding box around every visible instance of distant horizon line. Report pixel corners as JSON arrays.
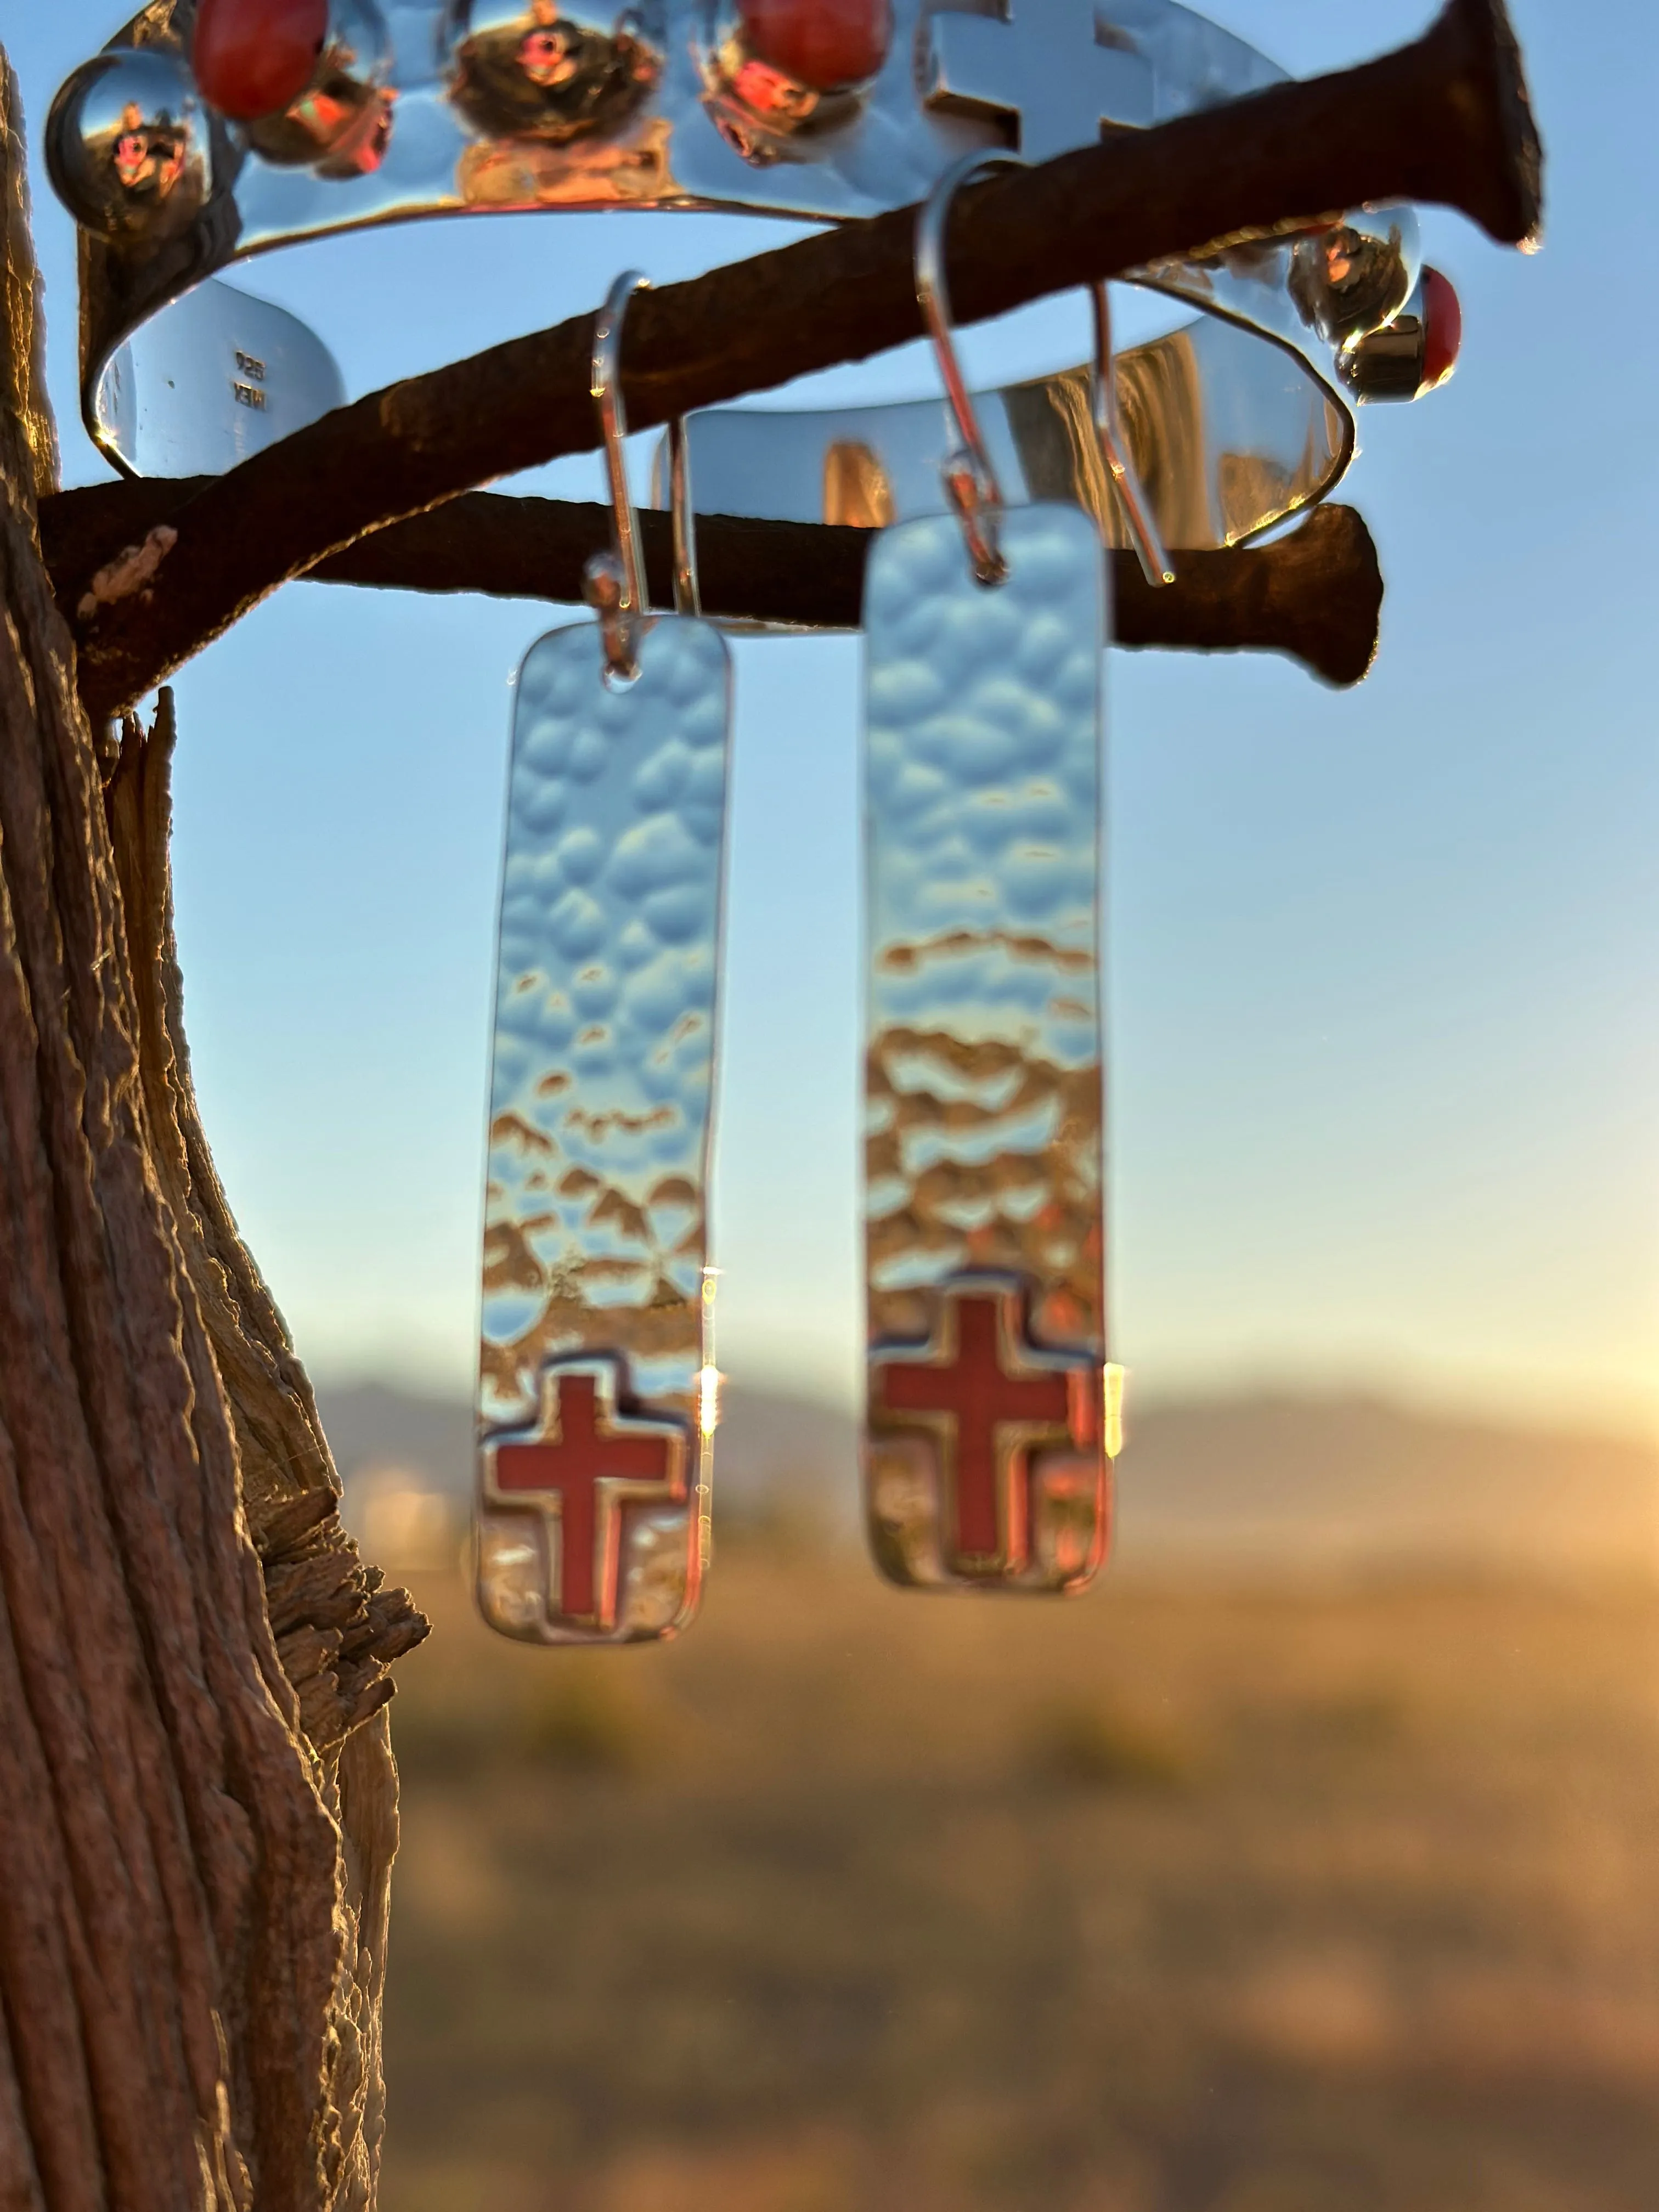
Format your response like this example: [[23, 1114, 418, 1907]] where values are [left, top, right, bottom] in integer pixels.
[[307, 1365, 1659, 1455]]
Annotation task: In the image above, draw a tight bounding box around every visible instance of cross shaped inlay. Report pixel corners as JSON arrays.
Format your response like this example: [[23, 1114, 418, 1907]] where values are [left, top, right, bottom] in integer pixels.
[[871, 1279, 1102, 1575], [922, 1, 1155, 160], [486, 1359, 688, 1630]]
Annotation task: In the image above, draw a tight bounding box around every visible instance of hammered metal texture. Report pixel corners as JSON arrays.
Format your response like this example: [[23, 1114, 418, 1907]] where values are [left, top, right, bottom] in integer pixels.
[[864, 504, 1110, 1593], [477, 613, 730, 1644]]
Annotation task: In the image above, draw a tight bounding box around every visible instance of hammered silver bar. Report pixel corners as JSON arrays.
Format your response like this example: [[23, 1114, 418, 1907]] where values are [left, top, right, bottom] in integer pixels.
[[864, 504, 1113, 1594], [477, 613, 731, 1645]]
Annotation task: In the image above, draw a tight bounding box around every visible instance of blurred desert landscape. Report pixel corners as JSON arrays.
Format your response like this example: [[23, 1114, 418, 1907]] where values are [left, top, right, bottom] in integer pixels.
[[330, 1385, 1659, 2212]]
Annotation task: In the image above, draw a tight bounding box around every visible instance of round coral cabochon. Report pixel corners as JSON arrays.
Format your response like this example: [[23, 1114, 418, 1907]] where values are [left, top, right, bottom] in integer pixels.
[[193, 0, 330, 122], [737, 0, 893, 90], [1420, 266, 1463, 392]]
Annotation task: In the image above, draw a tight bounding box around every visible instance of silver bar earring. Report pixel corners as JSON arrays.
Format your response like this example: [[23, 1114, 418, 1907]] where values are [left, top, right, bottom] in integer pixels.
[[863, 157, 1119, 1595], [475, 273, 730, 1645]]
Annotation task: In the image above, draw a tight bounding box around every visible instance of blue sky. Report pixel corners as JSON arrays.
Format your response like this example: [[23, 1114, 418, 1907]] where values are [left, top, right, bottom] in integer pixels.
[[10, 4, 1657, 1434]]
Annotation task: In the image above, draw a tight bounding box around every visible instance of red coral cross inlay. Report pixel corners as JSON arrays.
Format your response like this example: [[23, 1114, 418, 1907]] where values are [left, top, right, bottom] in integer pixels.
[[490, 1368, 686, 1627], [871, 1284, 1101, 1572]]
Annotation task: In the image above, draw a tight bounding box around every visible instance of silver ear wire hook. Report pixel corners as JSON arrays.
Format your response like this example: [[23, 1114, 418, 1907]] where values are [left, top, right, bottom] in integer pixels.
[[1090, 283, 1174, 589], [667, 415, 701, 619], [916, 150, 1021, 586], [584, 269, 650, 678]]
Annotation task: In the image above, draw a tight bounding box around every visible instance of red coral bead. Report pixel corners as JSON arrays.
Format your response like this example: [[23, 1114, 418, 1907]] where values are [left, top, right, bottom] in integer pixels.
[[1419, 266, 1462, 393], [193, 0, 330, 122], [737, 0, 893, 91]]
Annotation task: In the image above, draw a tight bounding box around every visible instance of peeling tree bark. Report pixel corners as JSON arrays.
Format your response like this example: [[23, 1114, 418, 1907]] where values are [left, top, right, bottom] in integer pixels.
[[0, 53, 426, 2212]]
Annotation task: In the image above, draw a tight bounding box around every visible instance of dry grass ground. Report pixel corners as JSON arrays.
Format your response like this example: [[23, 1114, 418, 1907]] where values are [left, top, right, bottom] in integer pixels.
[[382, 1541, 1659, 2212]]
